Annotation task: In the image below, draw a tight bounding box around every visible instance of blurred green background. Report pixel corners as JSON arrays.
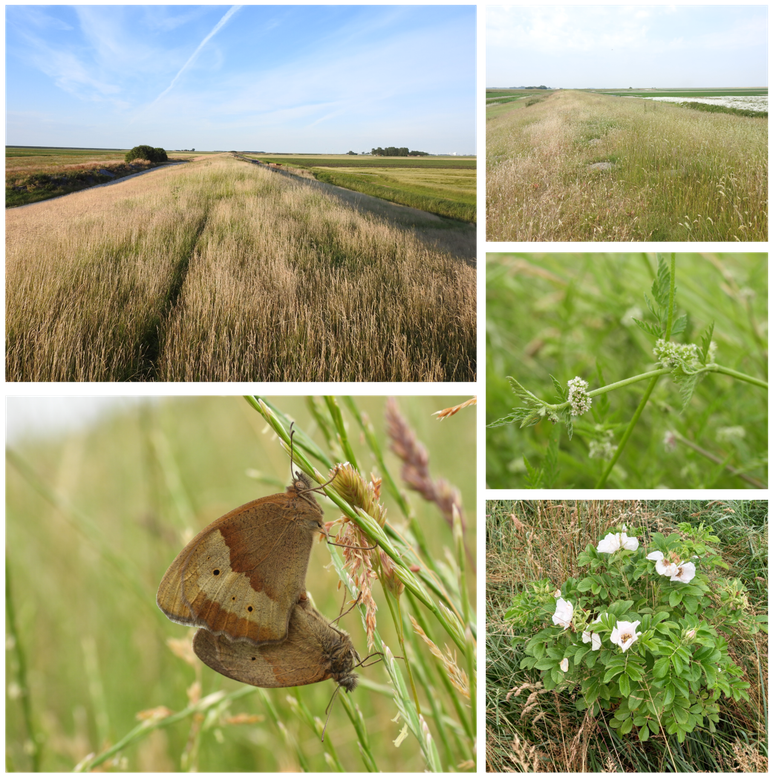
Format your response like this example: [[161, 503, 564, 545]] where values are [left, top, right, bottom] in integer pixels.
[[487, 253, 768, 489], [6, 395, 476, 772]]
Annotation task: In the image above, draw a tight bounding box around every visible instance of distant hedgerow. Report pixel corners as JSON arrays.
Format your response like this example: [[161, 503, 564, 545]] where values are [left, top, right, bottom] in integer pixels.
[[125, 145, 168, 163]]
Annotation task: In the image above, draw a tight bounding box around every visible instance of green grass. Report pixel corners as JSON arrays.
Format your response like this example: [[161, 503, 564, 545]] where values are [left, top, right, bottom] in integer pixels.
[[675, 102, 768, 119], [249, 154, 476, 170]]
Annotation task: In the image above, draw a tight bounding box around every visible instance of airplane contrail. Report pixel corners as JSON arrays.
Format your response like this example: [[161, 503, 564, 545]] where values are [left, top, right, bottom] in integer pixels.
[[151, 5, 242, 105]]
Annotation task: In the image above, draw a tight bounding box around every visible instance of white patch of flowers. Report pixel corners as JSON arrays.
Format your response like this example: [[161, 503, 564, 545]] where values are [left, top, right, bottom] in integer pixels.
[[582, 630, 602, 650], [567, 376, 592, 416], [560, 657, 569, 672], [653, 339, 716, 369], [646, 551, 697, 583]]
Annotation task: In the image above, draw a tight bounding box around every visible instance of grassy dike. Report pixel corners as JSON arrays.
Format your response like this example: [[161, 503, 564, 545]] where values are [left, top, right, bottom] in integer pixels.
[[487, 90, 767, 241], [6, 155, 476, 382]]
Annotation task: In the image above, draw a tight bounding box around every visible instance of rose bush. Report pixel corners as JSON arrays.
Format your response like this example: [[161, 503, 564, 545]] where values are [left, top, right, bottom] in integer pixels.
[[506, 522, 763, 744]]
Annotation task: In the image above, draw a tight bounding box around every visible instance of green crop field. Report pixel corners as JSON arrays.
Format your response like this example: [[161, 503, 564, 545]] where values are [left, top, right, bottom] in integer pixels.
[[246, 154, 476, 223]]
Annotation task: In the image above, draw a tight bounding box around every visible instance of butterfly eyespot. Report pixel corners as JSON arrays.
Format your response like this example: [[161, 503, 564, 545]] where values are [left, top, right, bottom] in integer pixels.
[[251, 656, 257, 662], [212, 569, 220, 576], [247, 606, 254, 613]]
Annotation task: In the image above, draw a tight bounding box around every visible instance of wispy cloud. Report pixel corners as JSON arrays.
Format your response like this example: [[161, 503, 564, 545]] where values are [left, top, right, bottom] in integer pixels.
[[150, 6, 242, 106]]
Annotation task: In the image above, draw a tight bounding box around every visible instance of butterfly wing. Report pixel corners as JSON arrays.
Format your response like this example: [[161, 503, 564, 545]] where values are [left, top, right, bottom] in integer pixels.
[[193, 599, 358, 689], [157, 481, 323, 645]]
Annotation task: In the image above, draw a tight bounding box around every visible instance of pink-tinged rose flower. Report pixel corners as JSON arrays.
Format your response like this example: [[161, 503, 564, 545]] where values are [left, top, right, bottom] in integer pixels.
[[647, 551, 697, 582], [560, 658, 569, 672], [647, 551, 678, 577]]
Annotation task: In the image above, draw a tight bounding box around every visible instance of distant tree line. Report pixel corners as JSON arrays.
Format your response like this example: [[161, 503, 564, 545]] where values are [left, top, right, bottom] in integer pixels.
[[510, 85, 550, 90], [371, 147, 429, 157], [125, 145, 168, 163]]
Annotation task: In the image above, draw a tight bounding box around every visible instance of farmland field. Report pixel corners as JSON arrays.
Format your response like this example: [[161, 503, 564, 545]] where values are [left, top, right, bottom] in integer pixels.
[[487, 89, 768, 241], [6, 154, 476, 382], [245, 154, 476, 223], [6, 146, 197, 207]]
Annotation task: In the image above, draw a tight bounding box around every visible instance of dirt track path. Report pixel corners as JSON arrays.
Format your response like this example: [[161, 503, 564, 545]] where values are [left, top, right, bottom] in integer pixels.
[[238, 156, 476, 265]]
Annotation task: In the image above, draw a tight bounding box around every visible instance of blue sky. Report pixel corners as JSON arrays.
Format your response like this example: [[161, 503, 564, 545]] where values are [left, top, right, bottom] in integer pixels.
[[487, 5, 768, 89], [7, 5, 476, 153]]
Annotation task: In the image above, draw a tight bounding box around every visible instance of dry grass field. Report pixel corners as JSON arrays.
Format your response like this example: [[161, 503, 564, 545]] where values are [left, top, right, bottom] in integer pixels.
[[6, 155, 476, 382], [487, 90, 768, 241]]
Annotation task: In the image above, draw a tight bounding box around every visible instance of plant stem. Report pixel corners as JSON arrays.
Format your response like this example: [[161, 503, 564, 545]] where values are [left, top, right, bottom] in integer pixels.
[[596, 366, 660, 488], [706, 364, 768, 389], [665, 254, 676, 341]]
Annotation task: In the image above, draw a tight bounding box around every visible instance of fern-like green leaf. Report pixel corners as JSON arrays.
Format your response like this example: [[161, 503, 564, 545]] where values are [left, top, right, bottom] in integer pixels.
[[699, 322, 715, 365], [651, 257, 671, 308], [670, 314, 688, 337], [633, 318, 662, 339], [550, 374, 567, 402]]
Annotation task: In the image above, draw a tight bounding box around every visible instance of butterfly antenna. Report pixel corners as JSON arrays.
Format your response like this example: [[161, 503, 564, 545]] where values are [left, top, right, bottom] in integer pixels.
[[331, 590, 364, 624]]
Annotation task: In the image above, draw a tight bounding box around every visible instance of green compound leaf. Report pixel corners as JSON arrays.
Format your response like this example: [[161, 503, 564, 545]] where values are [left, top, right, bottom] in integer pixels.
[[618, 673, 631, 697], [699, 321, 715, 365], [673, 371, 700, 411], [604, 664, 625, 683], [670, 313, 688, 337], [549, 374, 567, 402], [638, 723, 650, 742], [633, 318, 662, 339], [652, 256, 672, 308], [653, 657, 671, 679], [669, 589, 683, 607], [625, 662, 644, 682], [683, 595, 701, 614]]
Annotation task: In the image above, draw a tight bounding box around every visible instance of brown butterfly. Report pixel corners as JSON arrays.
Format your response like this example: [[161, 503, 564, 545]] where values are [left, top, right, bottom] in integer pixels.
[[192, 597, 359, 692], [157, 468, 325, 646]]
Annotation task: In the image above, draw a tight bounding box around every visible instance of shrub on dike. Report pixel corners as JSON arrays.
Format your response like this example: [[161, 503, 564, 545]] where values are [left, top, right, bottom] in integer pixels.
[[506, 522, 762, 745]]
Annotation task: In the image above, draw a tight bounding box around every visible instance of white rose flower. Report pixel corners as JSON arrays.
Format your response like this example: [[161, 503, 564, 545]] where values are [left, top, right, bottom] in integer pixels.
[[610, 620, 641, 652], [560, 658, 569, 672], [597, 531, 639, 554], [552, 598, 574, 629], [671, 562, 696, 584], [648, 551, 698, 583]]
